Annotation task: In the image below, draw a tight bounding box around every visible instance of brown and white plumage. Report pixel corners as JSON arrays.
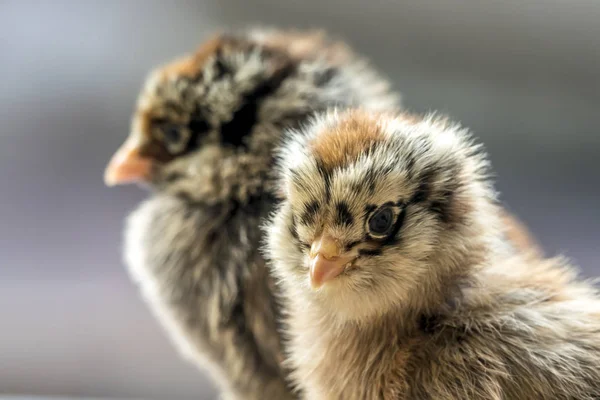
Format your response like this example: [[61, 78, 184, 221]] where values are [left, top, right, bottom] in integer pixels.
[[104, 29, 399, 399], [265, 109, 600, 399]]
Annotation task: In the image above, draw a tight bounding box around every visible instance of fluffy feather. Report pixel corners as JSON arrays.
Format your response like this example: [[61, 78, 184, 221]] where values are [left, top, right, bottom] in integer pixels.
[[265, 109, 600, 399], [117, 30, 399, 400]]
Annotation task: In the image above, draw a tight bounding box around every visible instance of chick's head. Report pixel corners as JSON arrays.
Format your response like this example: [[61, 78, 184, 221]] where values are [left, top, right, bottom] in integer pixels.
[[104, 29, 399, 197], [267, 110, 500, 322], [104, 33, 297, 189]]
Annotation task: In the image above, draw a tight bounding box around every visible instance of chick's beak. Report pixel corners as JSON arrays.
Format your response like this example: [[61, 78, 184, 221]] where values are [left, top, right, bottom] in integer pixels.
[[104, 137, 152, 186], [309, 235, 354, 289]]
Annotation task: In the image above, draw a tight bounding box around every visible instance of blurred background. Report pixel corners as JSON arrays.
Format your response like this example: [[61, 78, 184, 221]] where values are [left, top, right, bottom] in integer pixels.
[[0, 0, 598, 399]]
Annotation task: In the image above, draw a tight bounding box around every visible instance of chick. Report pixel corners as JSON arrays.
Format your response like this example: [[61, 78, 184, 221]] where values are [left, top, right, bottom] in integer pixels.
[[104, 29, 400, 400], [266, 109, 600, 400]]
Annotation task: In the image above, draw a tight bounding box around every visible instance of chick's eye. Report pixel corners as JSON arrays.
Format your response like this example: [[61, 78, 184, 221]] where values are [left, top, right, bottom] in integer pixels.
[[368, 207, 395, 236], [163, 124, 181, 144]]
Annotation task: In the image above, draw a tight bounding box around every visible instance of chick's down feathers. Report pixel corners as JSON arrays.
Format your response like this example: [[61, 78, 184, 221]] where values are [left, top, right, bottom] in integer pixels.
[[265, 109, 600, 400], [108, 29, 400, 400]]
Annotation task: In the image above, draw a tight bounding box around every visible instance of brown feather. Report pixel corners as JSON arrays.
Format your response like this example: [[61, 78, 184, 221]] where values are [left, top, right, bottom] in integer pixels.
[[309, 110, 385, 171]]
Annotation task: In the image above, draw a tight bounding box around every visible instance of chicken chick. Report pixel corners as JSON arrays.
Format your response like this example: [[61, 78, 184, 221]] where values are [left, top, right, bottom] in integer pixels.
[[266, 109, 600, 400], [104, 29, 400, 400]]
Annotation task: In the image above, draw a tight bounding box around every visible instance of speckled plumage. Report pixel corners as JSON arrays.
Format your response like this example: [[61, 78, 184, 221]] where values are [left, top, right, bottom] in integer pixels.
[[118, 29, 399, 399], [265, 109, 600, 399]]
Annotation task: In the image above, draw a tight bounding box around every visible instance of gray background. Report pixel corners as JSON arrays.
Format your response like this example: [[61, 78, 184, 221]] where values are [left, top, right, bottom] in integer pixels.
[[0, 0, 598, 399]]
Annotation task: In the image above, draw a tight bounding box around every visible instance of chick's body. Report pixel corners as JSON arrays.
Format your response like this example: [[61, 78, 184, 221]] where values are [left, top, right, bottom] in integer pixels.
[[266, 110, 600, 399], [107, 30, 399, 399]]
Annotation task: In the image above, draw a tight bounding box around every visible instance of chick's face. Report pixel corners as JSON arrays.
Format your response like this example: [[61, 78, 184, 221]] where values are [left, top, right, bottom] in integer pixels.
[[104, 34, 294, 189], [268, 110, 492, 321]]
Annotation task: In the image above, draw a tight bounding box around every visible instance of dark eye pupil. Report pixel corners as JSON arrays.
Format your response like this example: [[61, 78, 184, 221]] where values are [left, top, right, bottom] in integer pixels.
[[368, 208, 394, 235], [163, 125, 180, 143]]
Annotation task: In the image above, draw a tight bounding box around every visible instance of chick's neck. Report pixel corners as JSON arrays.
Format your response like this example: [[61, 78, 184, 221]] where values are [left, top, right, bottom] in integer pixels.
[[154, 143, 276, 207]]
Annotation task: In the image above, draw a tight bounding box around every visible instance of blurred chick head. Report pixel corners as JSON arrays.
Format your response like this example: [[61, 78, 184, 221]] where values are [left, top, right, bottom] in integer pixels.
[[267, 109, 501, 322], [104, 29, 399, 195]]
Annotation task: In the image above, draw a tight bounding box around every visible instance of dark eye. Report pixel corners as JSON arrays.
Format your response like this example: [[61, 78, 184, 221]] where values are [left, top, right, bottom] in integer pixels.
[[368, 207, 395, 236], [163, 124, 181, 144]]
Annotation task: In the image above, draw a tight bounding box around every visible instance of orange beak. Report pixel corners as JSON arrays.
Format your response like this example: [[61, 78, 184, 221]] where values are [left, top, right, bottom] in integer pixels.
[[309, 235, 355, 289], [104, 137, 152, 186]]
